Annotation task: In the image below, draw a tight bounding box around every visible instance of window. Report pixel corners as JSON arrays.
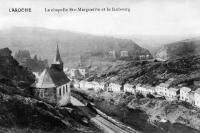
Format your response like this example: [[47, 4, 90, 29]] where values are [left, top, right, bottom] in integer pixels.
[[65, 85, 68, 93], [63, 86, 65, 96], [59, 88, 61, 96], [39, 89, 45, 98]]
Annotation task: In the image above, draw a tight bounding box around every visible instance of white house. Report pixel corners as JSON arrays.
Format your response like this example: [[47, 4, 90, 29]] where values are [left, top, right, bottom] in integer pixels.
[[84, 82, 94, 90], [194, 88, 200, 107], [155, 83, 170, 96], [99, 82, 105, 90], [108, 50, 116, 59], [78, 68, 86, 77], [124, 83, 135, 94], [180, 87, 191, 102], [188, 91, 195, 105], [136, 84, 155, 95], [79, 80, 86, 89], [91, 81, 102, 91], [120, 50, 129, 57], [73, 81, 80, 89], [167, 87, 179, 99], [108, 83, 122, 92], [79, 80, 93, 90]]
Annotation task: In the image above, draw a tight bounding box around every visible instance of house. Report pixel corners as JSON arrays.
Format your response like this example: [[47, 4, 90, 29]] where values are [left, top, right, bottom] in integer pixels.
[[124, 83, 135, 94], [78, 68, 86, 77], [136, 84, 155, 95], [194, 88, 200, 107], [65, 68, 85, 80], [108, 50, 116, 59], [35, 45, 71, 106], [180, 87, 191, 102], [73, 80, 80, 88], [91, 81, 101, 91], [108, 83, 122, 92], [167, 87, 179, 99], [120, 50, 128, 57], [155, 83, 170, 96], [188, 91, 195, 105], [84, 81, 94, 90], [99, 82, 105, 90], [79, 80, 86, 89]]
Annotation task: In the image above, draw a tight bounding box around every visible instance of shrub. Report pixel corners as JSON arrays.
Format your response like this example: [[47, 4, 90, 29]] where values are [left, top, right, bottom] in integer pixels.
[[136, 92, 144, 99], [146, 93, 155, 99]]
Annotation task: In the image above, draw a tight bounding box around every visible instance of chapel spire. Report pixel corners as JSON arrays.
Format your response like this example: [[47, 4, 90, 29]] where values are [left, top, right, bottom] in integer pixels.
[[51, 44, 63, 71], [53, 44, 63, 65]]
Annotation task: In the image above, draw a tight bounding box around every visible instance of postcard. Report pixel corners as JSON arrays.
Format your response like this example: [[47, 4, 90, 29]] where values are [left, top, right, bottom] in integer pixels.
[[0, 0, 200, 133]]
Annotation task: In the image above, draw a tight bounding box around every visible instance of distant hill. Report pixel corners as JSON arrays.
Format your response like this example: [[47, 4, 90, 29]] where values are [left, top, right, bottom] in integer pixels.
[[0, 27, 151, 68], [118, 34, 196, 56], [155, 37, 200, 60]]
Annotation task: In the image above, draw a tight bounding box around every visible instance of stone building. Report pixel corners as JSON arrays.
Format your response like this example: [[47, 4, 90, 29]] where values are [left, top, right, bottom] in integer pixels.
[[35, 45, 71, 106]]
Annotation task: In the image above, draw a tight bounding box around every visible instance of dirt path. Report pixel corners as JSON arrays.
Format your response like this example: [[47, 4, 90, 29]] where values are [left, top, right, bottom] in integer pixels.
[[71, 96, 138, 133]]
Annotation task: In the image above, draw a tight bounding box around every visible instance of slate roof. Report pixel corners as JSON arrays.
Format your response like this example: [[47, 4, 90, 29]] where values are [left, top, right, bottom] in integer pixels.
[[36, 67, 70, 88]]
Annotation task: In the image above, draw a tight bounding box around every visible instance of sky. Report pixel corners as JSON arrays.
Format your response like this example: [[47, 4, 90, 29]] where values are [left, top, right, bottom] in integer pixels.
[[0, 0, 200, 36]]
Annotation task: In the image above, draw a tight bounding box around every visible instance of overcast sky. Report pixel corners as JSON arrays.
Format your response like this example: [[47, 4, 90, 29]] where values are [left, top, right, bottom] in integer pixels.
[[0, 0, 200, 36]]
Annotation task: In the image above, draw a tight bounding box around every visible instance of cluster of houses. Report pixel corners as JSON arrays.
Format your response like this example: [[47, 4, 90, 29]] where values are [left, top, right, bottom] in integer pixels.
[[108, 50, 129, 58], [64, 67, 86, 80], [108, 50, 151, 60], [74, 79, 200, 108]]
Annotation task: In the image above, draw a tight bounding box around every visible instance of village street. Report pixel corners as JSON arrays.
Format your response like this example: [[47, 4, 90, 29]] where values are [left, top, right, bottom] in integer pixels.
[[70, 96, 138, 133]]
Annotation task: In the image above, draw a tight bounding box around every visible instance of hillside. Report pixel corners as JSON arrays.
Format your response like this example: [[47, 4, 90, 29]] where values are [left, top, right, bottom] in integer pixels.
[[156, 37, 200, 60], [0, 48, 101, 133], [0, 27, 151, 67], [77, 90, 200, 133], [88, 55, 200, 89]]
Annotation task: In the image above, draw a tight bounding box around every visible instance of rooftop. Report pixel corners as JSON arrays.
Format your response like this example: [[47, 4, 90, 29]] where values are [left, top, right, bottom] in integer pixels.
[[169, 87, 179, 92], [180, 87, 191, 93], [158, 83, 170, 88], [36, 67, 70, 88]]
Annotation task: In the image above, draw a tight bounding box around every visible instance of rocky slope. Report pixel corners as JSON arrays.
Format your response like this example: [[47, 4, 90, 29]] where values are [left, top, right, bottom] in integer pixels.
[[155, 37, 200, 60], [88, 55, 200, 89], [74, 90, 200, 133], [0, 47, 101, 133]]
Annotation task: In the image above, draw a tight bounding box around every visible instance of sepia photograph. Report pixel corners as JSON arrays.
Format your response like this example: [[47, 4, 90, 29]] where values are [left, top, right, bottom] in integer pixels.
[[0, 0, 200, 132]]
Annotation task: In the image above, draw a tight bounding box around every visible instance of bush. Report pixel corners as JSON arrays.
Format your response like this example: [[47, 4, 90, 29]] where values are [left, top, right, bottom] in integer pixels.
[[136, 92, 144, 99], [146, 93, 155, 99]]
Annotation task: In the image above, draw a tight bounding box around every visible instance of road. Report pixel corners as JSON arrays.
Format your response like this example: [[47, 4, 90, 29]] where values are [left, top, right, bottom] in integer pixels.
[[71, 96, 139, 133]]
